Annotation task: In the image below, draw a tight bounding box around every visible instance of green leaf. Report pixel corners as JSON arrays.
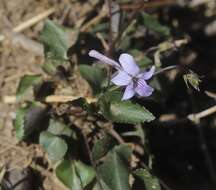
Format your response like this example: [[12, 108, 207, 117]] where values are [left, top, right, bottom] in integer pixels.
[[133, 169, 161, 190], [56, 160, 95, 190], [74, 160, 96, 187], [104, 89, 122, 102], [39, 131, 67, 161], [14, 106, 28, 140], [93, 179, 112, 190], [42, 59, 59, 75], [142, 13, 170, 37], [16, 75, 42, 101], [92, 135, 116, 161], [79, 65, 106, 95], [97, 145, 132, 190], [40, 20, 68, 68], [47, 119, 72, 137], [108, 101, 155, 124], [99, 91, 155, 124], [56, 160, 82, 190], [14, 103, 47, 140]]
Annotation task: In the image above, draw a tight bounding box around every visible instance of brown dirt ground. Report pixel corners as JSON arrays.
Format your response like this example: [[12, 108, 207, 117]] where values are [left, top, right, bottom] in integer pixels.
[[0, 0, 95, 189]]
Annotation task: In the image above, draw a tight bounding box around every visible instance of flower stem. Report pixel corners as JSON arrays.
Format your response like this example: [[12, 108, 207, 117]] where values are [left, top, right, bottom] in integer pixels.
[[154, 64, 191, 76], [153, 65, 179, 76], [107, 85, 121, 92]]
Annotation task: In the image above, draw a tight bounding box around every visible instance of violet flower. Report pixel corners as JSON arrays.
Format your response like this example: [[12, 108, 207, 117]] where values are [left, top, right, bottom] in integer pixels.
[[89, 50, 155, 100]]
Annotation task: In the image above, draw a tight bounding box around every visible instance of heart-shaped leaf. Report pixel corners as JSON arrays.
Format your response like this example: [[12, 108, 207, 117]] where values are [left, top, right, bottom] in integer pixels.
[[40, 20, 68, 61], [16, 74, 42, 101], [74, 160, 96, 187], [39, 131, 67, 161], [40, 20, 68, 74], [47, 119, 72, 137], [56, 160, 95, 190], [14, 103, 47, 140], [56, 160, 82, 190], [97, 145, 132, 190]]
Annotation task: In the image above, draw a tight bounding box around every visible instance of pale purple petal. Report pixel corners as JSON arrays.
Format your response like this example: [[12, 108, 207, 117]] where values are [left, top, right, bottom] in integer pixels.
[[119, 53, 140, 76], [122, 82, 135, 100], [137, 66, 155, 80], [111, 71, 132, 86], [135, 79, 154, 97], [89, 50, 120, 68]]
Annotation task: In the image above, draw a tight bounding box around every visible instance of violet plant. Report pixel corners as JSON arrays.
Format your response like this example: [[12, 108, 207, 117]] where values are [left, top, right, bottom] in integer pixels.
[[13, 11, 201, 190]]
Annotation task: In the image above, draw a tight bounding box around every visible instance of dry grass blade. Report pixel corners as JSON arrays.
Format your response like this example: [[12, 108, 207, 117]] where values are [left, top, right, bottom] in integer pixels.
[[188, 105, 216, 122], [119, 0, 176, 11], [45, 95, 97, 103], [2, 95, 96, 104], [205, 91, 216, 99], [0, 8, 56, 42]]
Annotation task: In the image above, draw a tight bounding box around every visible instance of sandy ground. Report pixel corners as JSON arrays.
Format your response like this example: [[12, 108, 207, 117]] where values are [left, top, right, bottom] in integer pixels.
[[0, 0, 97, 187], [0, 0, 69, 189]]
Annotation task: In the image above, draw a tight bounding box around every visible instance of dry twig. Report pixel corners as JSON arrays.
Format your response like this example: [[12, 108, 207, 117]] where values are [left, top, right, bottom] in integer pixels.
[[0, 8, 56, 42], [3, 95, 96, 104], [80, 5, 108, 32], [119, 0, 176, 11], [205, 91, 216, 99], [188, 105, 216, 122]]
